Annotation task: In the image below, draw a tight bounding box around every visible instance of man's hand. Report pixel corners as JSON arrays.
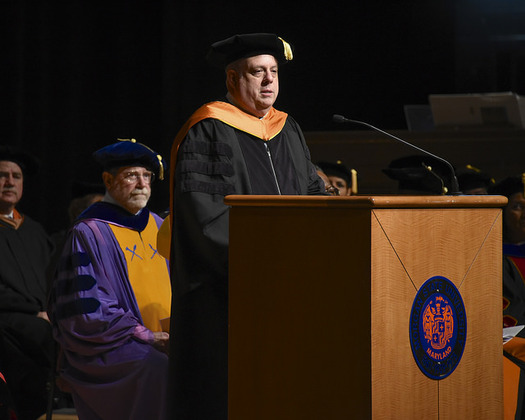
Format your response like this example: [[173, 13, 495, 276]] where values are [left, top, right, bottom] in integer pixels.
[[37, 311, 50, 322], [152, 331, 169, 354]]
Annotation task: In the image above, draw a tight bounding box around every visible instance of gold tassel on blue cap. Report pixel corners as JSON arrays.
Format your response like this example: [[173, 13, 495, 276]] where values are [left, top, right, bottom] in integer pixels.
[[157, 154, 164, 181]]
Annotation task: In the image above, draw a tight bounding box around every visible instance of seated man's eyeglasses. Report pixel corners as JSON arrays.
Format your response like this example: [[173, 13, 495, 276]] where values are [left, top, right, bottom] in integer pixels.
[[122, 170, 155, 184]]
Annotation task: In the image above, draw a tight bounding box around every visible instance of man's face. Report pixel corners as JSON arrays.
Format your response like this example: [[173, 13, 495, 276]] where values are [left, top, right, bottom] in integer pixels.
[[104, 166, 152, 214], [504, 192, 525, 244], [228, 54, 279, 117], [0, 160, 23, 214], [328, 175, 351, 196]]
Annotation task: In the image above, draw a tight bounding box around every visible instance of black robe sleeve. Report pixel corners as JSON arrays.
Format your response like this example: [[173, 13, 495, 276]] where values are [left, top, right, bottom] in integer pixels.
[[0, 217, 53, 313]]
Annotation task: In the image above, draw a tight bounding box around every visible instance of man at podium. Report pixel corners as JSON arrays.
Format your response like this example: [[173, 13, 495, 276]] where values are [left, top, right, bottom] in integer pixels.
[[168, 33, 325, 420]]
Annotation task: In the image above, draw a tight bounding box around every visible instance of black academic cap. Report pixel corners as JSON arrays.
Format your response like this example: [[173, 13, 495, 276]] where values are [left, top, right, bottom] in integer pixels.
[[0, 145, 39, 176], [206, 33, 294, 68], [488, 175, 524, 198], [383, 154, 453, 195], [92, 139, 165, 180], [317, 161, 354, 185], [456, 165, 494, 193]]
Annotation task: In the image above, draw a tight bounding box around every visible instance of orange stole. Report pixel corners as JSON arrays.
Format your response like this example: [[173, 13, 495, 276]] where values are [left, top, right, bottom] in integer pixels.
[[109, 214, 171, 332], [169, 101, 288, 216]]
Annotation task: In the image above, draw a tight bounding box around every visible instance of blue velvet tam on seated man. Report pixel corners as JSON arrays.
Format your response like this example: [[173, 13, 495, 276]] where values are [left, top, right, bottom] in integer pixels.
[[48, 138, 171, 420]]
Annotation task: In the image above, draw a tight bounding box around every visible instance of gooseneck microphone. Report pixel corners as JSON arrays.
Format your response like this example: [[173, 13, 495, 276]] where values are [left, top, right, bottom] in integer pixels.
[[332, 114, 460, 194]]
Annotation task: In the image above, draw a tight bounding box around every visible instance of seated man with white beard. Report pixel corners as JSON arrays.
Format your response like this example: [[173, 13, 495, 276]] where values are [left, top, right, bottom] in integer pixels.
[[48, 139, 171, 420]]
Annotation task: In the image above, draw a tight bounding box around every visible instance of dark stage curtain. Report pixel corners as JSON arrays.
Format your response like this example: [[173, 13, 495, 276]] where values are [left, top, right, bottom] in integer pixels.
[[5, 0, 456, 234]]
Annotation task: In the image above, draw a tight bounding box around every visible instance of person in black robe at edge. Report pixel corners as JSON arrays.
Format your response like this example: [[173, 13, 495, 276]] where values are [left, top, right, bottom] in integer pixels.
[[488, 176, 525, 419], [167, 33, 326, 420], [0, 146, 55, 420]]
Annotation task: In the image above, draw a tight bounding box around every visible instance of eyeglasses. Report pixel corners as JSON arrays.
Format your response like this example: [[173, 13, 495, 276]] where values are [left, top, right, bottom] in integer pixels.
[[122, 171, 155, 184]]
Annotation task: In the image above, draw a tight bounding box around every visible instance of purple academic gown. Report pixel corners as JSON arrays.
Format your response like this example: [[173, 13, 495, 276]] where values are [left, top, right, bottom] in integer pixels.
[[49, 202, 168, 420]]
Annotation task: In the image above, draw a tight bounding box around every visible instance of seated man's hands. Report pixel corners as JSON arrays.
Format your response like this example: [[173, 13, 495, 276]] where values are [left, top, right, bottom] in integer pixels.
[[152, 331, 169, 354]]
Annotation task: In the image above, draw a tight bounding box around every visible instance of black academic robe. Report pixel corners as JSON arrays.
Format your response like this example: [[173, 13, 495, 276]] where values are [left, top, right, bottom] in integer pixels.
[[169, 101, 325, 420], [0, 215, 53, 313], [0, 213, 55, 420], [502, 243, 525, 419]]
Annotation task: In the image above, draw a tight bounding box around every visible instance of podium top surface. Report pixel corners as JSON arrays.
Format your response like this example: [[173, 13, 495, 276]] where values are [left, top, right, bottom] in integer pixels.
[[224, 195, 508, 209]]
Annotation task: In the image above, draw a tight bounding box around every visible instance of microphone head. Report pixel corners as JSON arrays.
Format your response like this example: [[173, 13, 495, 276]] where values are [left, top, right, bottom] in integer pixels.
[[332, 114, 347, 124]]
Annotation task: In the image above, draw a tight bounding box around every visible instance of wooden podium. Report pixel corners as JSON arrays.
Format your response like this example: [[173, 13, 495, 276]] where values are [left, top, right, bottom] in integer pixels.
[[225, 195, 506, 420]]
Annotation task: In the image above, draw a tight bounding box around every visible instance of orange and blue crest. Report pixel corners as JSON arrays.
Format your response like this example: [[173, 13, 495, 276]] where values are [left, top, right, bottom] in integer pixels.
[[410, 276, 467, 380]]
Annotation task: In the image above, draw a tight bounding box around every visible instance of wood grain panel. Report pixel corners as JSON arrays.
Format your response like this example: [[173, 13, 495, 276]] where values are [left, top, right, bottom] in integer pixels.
[[371, 207, 502, 419], [439, 210, 503, 419], [371, 214, 438, 418]]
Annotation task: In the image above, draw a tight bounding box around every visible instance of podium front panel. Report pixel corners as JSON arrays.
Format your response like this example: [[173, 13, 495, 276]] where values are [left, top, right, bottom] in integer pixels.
[[371, 207, 502, 419]]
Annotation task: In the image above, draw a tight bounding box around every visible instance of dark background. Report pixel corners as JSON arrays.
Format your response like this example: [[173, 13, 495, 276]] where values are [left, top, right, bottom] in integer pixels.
[[4, 0, 525, 234]]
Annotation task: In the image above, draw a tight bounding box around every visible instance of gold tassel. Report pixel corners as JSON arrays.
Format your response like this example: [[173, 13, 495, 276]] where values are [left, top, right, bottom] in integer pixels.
[[351, 169, 358, 195], [465, 164, 480, 173], [157, 154, 164, 180], [278, 37, 293, 61]]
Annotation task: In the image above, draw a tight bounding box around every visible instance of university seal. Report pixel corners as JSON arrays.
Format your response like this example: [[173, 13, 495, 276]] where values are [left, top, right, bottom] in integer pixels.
[[409, 276, 467, 380]]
